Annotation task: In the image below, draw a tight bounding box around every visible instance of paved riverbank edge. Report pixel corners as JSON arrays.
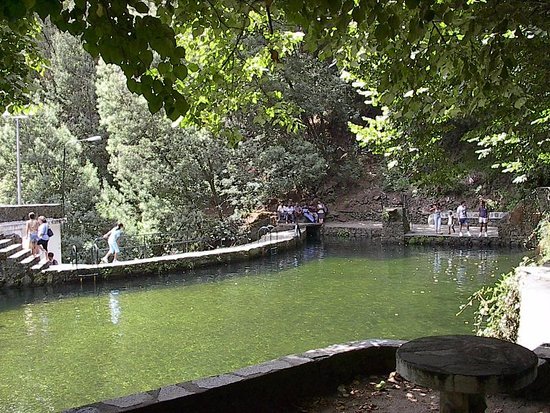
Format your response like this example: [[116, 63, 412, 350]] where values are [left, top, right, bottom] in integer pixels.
[[38, 229, 302, 285], [322, 220, 523, 247], [64, 339, 550, 413]]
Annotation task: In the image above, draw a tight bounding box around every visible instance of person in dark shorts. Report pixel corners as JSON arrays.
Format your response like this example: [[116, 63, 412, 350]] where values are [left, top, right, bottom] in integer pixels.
[[478, 200, 489, 237], [456, 201, 470, 236], [37, 216, 51, 254]]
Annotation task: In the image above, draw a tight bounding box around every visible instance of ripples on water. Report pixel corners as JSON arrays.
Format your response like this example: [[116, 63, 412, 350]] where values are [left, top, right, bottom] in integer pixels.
[[0, 240, 527, 412]]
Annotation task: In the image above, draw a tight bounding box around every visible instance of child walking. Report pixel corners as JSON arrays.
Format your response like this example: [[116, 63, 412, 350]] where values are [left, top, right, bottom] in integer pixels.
[[447, 211, 455, 234], [100, 223, 124, 263]]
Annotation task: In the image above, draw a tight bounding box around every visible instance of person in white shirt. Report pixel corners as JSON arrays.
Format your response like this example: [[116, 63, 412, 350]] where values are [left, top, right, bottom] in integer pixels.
[[456, 201, 471, 236], [100, 223, 124, 263], [37, 216, 51, 254]]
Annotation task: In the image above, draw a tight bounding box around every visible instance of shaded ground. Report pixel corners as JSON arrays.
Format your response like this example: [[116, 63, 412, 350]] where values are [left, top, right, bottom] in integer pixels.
[[293, 373, 550, 413]]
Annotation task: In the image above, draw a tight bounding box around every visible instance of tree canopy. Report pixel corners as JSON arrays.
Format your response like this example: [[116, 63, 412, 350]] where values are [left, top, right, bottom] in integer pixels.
[[1, 0, 549, 183]]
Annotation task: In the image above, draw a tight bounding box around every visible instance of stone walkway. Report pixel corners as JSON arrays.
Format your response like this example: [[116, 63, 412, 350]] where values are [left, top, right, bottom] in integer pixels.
[[43, 229, 299, 279], [406, 223, 499, 238]]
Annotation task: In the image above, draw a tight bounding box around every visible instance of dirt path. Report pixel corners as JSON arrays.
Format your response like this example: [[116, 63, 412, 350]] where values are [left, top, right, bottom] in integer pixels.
[[292, 373, 550, 413]]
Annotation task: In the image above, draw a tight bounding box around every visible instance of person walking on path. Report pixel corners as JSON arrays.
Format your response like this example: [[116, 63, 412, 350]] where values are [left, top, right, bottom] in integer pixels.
[[478, 200, 489, 237], [100, 223, 124, 264], [24, 212, 40, 256], [430, 203, 442, 234], [456, 201, 471, 236]]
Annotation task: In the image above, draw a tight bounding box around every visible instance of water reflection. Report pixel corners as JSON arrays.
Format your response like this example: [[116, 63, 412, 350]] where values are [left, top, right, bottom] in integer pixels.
[[0, 241, 526, 312], [109, 291, 121, 325], [0, 240, 528, 413]]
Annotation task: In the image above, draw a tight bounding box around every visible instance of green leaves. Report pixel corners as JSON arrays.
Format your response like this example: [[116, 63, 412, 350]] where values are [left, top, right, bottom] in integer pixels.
[[0, 0, 548, 187], [405, 0, 421, 10]]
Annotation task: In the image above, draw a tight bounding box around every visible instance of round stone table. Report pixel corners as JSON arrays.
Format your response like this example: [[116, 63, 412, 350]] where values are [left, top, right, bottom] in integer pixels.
[[396, 335, 538, 413]]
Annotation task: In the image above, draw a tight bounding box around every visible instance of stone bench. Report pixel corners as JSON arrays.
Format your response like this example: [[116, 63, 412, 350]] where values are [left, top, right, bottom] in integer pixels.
[[396, 335, 538, 413]]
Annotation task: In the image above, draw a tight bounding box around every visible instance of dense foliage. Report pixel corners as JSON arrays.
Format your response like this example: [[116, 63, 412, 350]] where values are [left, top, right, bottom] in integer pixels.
[[1, 0, 548, 185], [0, 18, 357, 260], [0, 0, 548, 260], [462, 269, 522, 341]]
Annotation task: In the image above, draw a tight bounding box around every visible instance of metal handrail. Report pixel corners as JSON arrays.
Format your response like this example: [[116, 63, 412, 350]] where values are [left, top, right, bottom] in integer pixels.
[[257, 225, 275, 242], [67, 229, 251, 265], [91, 240, 100, 265], [71, 234, 215, 265], [71, 245, 78, 267]]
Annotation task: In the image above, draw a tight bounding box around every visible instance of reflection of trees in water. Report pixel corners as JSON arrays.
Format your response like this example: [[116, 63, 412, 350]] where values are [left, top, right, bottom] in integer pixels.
[[433, 249, 500, 290], [0, 242, 520, 311]]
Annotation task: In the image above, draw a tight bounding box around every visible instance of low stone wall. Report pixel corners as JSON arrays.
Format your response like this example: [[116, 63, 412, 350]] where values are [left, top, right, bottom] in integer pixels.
[[33, 233, 304, 287], [0, 204, 62, 223], [64, 339, 550, 412], [404, 235, 505, 247], [65, 339, 403, 413], [321, 225, 382, 239]]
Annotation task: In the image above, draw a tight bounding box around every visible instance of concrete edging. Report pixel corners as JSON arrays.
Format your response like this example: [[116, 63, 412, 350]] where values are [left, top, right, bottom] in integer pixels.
[[64, 339, 404, 413], [63, 339, 550, 412]]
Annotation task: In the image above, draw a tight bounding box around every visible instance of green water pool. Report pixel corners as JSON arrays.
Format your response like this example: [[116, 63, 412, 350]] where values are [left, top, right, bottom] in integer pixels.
[[0, 241, 527, 412]]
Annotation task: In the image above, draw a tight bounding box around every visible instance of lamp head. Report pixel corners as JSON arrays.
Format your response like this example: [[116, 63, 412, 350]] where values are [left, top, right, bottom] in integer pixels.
[[82, 135, 101, 142]]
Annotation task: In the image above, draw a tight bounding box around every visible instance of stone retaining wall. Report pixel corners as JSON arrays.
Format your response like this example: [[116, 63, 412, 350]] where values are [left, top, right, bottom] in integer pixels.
[[64, 339, 550, 412], [404, 236, 507, 247], [321, 225, 382, 239], [0, 204, 62, 223], [65, 339, 403, 413], [34, 233, 304, 287]]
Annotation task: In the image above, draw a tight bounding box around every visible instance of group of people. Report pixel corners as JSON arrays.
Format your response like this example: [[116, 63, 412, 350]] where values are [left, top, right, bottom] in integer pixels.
[[430, 200, 490, 237], [276, 201, 328, 225], [24, 212, 53, 259], [24, 212, 124, 265]]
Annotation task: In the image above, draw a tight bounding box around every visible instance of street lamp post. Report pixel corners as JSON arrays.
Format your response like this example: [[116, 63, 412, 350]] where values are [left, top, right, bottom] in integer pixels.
[[2, 114, 29, 205], [62, 135, 101, 216]]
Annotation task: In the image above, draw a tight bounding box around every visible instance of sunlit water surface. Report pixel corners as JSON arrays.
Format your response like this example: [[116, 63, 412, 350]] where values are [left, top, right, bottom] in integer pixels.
[[0, 240, 527, 412]]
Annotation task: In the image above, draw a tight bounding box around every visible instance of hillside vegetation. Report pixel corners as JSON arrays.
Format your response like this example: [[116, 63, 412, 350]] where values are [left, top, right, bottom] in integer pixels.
[[0, 3, 548, 259]]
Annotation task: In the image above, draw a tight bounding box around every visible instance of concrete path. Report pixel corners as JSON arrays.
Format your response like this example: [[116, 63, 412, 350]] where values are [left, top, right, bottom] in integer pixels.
[[45, 229, 298, 274], [406, 224, 499, 238], [517, 266, 550, 350]]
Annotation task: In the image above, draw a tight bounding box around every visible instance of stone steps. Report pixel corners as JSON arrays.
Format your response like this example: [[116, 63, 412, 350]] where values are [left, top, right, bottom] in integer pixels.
[[1, 235, 55, 288], [0, 243, 22, 260], [21, 254, 41, 268], [7, 248, 32, 263], [31, 259, 50, 271], [0, 238, 14, 249]]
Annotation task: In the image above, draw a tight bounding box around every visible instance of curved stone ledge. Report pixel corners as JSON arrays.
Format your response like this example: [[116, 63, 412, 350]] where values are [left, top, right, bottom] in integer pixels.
[[64, 339, 404, 413], [33, 232, 303, 288], [63, 340, 550, 413]]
